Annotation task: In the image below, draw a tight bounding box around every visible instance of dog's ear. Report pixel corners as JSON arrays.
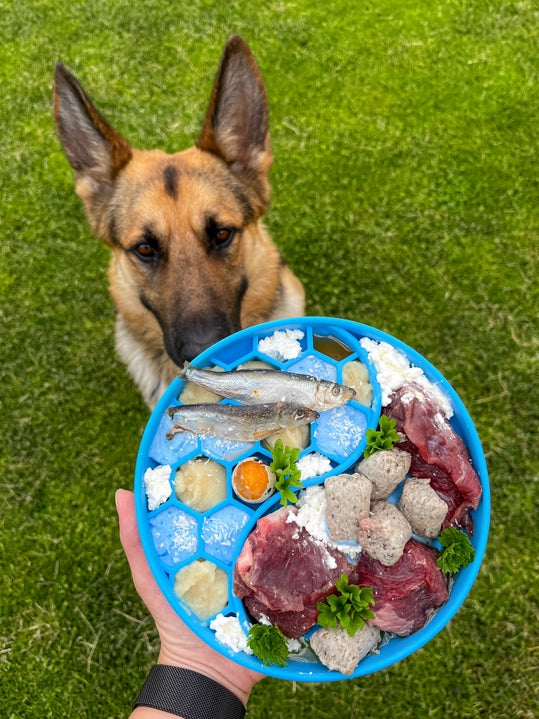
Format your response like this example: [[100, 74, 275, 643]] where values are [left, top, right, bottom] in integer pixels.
[[53, 63, 132, 240], [197, 35, 272, 211]]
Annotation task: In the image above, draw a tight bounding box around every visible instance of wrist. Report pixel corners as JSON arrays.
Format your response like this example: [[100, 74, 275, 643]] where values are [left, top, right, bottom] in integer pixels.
[[134, 665, 249, 719], [157, 651, 258, 707]]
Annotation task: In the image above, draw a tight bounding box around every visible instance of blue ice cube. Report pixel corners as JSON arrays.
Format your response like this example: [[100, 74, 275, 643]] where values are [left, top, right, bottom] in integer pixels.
[[313, 405, 367, 459], [287, 354, 337, 381], [149, 409, 198, 465], [200, 434, 254, 462], [150, 506, 198, 567], [202, 506, 250, 564]]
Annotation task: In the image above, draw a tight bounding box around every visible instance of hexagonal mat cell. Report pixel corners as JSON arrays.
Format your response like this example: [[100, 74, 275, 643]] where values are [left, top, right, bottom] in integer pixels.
[[313, 404, 368, 460], [287, 354, 337, 381], [256, 328, 306, 362], [174, 457, 227, 513], [202, 506, 251, 564], [200, 434, 255, 462], [150, 506, 198, 567], [173, 558, 229, 621], [149, 409, 198, 465]]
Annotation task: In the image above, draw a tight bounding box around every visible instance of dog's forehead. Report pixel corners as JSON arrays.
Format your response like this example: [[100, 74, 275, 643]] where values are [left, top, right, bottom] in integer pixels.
[[119, 148, 254, 226]]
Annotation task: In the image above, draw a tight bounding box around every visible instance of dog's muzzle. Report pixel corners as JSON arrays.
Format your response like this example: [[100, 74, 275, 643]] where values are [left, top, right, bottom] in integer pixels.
[[163, 311, 240, 367]]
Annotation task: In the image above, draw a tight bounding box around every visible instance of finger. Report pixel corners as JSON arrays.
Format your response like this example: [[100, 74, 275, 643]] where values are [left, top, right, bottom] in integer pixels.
[[115, 489, 175, 614]]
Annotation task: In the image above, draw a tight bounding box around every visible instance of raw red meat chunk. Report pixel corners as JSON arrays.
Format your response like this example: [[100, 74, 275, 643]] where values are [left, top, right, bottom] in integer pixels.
[[353, 539, 449, 636], [385, 383, 482, 534], [234, 507, 353, 638]]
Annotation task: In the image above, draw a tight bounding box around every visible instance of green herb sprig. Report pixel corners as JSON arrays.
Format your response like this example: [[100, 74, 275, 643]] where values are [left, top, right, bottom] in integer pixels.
[[247, 624, 289, 667], [270, 439, 304, 506], [364, 415, 401, 458], [316, 574, 375, 637], [436, 527, 476, 574]]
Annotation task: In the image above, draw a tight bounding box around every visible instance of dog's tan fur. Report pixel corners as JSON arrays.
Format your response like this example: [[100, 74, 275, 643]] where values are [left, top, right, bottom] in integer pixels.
[[54, 36, 304, 408]]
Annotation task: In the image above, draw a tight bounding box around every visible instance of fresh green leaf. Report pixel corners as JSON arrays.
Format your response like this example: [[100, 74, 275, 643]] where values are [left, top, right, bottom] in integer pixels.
[[317, 574, 375, 637], [436, 527, 476, 574], [270, 438, 304, 506], [364, 415, 401, 458], [247, 624, 289, 667]]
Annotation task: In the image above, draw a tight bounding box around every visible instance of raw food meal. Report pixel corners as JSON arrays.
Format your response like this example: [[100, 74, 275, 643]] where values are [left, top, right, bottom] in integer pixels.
[[139, 325, 483, 679]]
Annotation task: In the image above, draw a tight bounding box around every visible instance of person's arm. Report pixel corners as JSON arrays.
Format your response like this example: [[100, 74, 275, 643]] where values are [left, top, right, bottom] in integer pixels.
[[116, 489, 264, 718]]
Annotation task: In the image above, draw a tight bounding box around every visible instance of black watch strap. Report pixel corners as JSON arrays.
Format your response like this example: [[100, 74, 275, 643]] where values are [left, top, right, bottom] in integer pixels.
[[134, 665, 246, 719]]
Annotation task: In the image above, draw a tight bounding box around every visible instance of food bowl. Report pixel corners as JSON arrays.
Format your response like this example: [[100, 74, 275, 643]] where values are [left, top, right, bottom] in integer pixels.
[[134, 317, 489, 681]]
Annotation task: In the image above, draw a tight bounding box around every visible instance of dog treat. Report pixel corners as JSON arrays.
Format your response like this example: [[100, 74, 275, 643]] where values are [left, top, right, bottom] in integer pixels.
[[325, 473, 372, 541], [174, 559, 228, 620], [143, 464, 173, 510], [398, 477, 448, 538], [358, 500, 412, 566], [342, 360, 373, 407], [356, 448, 412, 500], [174, 457, 227, 513], [310, 625, 381, 675]]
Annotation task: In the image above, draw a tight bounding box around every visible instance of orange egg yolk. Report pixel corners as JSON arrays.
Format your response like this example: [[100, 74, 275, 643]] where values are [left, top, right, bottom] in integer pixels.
[[234, 461, 269, 500]]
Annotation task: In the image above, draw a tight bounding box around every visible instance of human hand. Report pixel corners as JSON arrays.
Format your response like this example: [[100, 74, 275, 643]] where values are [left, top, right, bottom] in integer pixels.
[[115, 489, 265, 706]]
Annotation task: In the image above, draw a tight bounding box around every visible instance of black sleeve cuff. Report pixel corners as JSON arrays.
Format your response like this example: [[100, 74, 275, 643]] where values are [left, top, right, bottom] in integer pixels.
[[134, 665, 246, 719]]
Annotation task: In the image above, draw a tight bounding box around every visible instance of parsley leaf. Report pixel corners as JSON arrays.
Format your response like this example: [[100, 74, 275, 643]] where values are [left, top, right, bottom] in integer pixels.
[[436, 527, 476, 574], [247, 624, 289, 667], [317, 574, 375, 637], [364, 414, 401, 458], [270, 439, 304, 506]]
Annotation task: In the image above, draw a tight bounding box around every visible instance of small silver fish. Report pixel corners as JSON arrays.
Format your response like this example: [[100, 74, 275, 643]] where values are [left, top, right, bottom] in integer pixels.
[[179, 364, 356, 412], [166, 402, 319, 442]]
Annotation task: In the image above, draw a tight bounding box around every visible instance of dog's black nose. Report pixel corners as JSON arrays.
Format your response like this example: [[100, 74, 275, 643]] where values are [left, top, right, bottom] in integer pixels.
[[164, 312, 240, 367]]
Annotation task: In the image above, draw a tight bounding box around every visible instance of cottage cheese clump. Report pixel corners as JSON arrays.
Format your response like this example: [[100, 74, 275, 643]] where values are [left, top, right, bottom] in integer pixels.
[[143, 464, 172, 510], [257, 329, 304, 361], [360, 338, 453, 417], [209, 614, 253, 654]]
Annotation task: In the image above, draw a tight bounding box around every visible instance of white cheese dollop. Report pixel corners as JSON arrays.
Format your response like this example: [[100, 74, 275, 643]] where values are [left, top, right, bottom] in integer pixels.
[[143, 464, 172, 510], [257, 329, 304, 361], [209, 614, 253, 654], [360, 338, 453, 418]]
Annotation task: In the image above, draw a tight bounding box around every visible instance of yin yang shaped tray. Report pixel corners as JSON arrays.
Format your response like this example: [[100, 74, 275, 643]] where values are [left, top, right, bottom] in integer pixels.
[[134, 317, 490, 681]]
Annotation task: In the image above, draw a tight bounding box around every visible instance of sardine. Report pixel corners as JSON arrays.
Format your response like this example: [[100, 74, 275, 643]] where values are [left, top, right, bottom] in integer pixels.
[[179, 364, 356, 411], [166, 402, 319, 442]]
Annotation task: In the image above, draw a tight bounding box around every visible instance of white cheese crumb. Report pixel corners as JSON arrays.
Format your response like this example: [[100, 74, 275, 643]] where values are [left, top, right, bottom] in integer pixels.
[[296, 452, 332, 479], [143, 465, 172, 510], [258, 329, 304, 361], [360, 338, 453, 418], [209, 614, 253, 654]]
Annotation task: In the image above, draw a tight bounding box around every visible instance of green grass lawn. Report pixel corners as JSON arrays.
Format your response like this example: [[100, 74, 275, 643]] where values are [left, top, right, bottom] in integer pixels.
[[1, 0, 537, 717]]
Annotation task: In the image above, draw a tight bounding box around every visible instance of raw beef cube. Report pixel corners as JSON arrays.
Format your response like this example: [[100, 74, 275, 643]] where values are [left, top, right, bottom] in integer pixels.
[[234, 506, 353, 638], [353, 539, 449, 636]]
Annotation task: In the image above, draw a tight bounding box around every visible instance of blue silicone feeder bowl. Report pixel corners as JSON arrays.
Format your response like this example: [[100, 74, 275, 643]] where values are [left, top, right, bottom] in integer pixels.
[[135, 317, 490, 682]]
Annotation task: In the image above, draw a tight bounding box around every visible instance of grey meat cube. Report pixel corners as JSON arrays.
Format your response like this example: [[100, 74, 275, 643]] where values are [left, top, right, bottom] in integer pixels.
[[356, 448, 411, 500], [358, 500, 412, 566], [310, 624, 381, 675], [325, 472, 372, 541], [398, 477, 448, 538]]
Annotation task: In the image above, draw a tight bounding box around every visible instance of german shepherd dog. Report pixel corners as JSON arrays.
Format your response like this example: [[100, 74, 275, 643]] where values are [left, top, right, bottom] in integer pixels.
[[54, 35, 304, 409]]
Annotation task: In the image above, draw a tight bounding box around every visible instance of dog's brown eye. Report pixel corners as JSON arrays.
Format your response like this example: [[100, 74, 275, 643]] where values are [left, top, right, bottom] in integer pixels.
[[208, 224, 235, 249], [133, 242, 158, 262]]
